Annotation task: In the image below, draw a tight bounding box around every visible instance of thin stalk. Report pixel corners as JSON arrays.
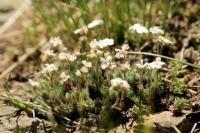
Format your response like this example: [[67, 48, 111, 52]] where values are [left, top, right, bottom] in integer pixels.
[[162, 0, 171, 28], [143, 0, 147, 25], [126, 0, 131, 19], [147, 0, 153, 28], [128, 52, 200, 69]]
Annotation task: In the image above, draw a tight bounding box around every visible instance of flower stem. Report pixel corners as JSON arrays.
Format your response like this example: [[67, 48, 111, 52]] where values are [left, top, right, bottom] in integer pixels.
[[128, 51, 200, 69]]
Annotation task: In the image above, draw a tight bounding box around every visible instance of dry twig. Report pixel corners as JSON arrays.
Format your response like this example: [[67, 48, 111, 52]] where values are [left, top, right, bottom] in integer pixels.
[[190, 123, 197, 133], [173, 125, 182, 133]]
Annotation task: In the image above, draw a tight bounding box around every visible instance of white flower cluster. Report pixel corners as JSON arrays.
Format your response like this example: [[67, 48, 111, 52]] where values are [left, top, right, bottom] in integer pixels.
[[148, 57, 165, 69], [41, 64, 58, 74], [29, 79, 40, 87], [90, 38, 114, 49], [60, 72, 70, 83], [44, 50, 56, 57], [129, 23, 148, 34], [49, 37, 63, 47], [88, 48, 103, 58], [58, 52, 77, 61], [88, 19, 104, 29], [88, 38, 114, 58], [74, 19, 104, 34], [111, 78, 130, 90], [43, 38, 78, 62], [136, 57, 165, 70], [75, 70, 81, 76], [80, 60, 92, 73], [136, 60, 149, 69], [73, 26, 88, 34], [100, 55, 116, 70], [58, 52, 68, 60], [82, 60, 92, 68], [149, 26, 164, 35], [115, 44, 129, 59], [119, 61, 130, 71], [129, 23, 164, 35]]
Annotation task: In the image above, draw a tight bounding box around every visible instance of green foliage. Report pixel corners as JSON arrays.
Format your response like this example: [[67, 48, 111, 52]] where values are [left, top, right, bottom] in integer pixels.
[[171, 62, 187, 94], [174, 98, 186, 111], [32, 0, 181, 48], [168, 95, 175, 104]]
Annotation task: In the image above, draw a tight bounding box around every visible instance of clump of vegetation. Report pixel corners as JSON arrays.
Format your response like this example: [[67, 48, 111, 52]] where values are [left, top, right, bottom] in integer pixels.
[[5, 0, 200, 132]]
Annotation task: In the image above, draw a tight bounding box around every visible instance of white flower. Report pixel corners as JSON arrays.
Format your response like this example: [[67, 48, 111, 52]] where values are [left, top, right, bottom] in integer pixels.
[[120, 62, 130, 71], [88, 50, 96, 58], [90, 38, 114, 49], [49, 37, 63, 47], [43, 50, 56, 57], [60, 72, 66, 79], [148, 57, 165, 69], [149, 26, 164, 35], [136, 60, 150, 69], [97, 50, 103, 55], [82, 60, 92, 68], [75, 70, 81, 76], [89, 39, 99, 49], [88, 49, 103, 58], [100, 55, 112, 69], [74, 50, 80, 56], [136, 62, 150, 69], [101, 52, 116, 69], [60, 72, 70, 82], [98, 38, 114, 49], [80, 66, 89, 73], [58, 52, 77, 61], [62, 47, 68, 52], [110, 63, 117, 69], [129, 23, 148, 34], [41, 64, 58, 74], [121, 44, 129, 51], [58, 52, 68, 60], [29, 79, 40, 87], [73, 26, 88, 34], [73, 28, 83, 34], [115, 44, 129, 59], [67, 54, 77, 62], [115, 51, 125, 59], [87, 19, 104, 29], [111, 78, 130, 90]]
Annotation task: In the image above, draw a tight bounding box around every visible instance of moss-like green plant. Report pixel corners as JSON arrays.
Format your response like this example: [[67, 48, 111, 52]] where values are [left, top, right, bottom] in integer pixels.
[[173, 98, 187, 114]]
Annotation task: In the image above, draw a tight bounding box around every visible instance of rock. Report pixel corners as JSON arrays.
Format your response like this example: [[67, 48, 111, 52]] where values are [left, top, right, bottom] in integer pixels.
[[144, 111, 185, 126], [0, 105, 18, 117], [144, 111, 189, 133], [0, 127, 12, 133], [0, 104, 44, 132], [144, 110, 200, 133]]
